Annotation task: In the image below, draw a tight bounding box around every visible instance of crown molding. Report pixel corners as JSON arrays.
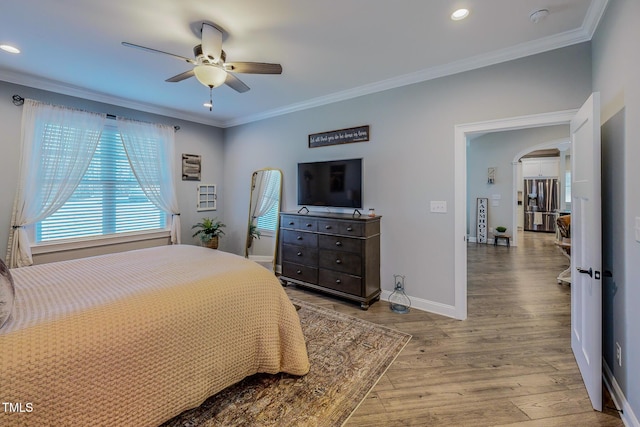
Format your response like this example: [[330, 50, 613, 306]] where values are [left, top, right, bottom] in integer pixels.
[[1, 69, 226, 128], [583, 0, 610, 39], [3, 0, 609, 129], [224, 26, 592, 128]]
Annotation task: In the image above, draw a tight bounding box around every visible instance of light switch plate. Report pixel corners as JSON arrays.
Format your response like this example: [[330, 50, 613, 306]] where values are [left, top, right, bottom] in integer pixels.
[[635, 217, 640, 243], [430, 201, 447, 213]]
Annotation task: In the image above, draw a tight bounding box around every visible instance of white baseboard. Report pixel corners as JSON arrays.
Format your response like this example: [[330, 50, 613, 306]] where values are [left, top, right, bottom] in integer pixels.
[[603, 360, 639, 427], [248, 255, 273, 263], [380, 290, 458, 319], [465, 236, 512, 246]]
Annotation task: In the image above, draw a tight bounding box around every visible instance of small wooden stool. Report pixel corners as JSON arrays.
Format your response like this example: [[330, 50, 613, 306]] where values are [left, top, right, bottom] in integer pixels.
[[494, 234, 511, 247]]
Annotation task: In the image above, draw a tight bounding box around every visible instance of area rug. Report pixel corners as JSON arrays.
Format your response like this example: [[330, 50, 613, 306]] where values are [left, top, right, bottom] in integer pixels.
[[161, 298, 411, 427]]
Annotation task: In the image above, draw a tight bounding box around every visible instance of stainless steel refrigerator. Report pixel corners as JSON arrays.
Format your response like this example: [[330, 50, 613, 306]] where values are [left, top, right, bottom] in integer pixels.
[[524, 178, 559, 232]]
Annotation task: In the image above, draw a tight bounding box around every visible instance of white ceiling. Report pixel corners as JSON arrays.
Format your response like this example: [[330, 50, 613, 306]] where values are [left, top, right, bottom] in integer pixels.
[[0, 0, 608, 128]]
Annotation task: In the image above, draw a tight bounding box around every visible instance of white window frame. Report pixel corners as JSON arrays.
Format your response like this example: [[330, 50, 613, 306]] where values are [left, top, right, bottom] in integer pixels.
[[30, 122, 171, 253], [197, 184, 217, 211]]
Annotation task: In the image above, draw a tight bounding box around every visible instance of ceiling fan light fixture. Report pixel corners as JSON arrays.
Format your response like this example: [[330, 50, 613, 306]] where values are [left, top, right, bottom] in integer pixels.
[[451, 8, 469, 21], [193, 64, 227, 88], [0, 44, 20, 54]]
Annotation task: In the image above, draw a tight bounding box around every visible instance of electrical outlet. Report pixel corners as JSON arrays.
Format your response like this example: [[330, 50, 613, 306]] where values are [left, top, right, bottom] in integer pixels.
[[616, 342, 622, 367]]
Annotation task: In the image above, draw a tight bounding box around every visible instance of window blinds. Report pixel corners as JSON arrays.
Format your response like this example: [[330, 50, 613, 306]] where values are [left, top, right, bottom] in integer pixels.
[[37, 124, 166, 242]]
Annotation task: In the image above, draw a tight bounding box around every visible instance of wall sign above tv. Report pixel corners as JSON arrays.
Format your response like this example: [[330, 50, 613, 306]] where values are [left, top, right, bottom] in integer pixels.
[[308, 125, 369, 148]]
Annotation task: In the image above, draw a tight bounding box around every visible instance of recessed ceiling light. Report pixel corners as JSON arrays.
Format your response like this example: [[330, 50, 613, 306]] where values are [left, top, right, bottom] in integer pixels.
[[0, 44, 20, 54], [530, 9, 550, 24], [451, 8, 470, 21]]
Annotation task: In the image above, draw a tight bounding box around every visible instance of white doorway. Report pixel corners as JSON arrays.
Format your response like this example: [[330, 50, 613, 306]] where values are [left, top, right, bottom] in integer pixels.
[[454, 96, 603, 411], [453, 109, 577, 320]]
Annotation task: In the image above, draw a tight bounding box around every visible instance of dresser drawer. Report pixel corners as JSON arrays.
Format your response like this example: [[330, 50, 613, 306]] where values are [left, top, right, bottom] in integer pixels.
[[282, 244, 318, 265], [282, 229, 318, 247], [318, 234, 361, 253], [281, 216, 317, 232], [282, 262, 318, 284], [317, 220, 364, 237], [319, 250, 362, 275], [318, 269, 362, 296]]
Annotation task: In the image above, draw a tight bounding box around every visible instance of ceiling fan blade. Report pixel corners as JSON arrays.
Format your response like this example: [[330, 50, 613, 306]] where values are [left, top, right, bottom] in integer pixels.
[[201, 23, 222, 63], [166, 69, 195, 82], [122, 42, 196, 64], [225, 62, 283, 74], [224, 73, 250, 93]]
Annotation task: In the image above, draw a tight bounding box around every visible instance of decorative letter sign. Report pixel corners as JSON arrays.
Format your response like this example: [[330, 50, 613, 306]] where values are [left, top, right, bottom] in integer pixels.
[[477, 198, 488, 244]]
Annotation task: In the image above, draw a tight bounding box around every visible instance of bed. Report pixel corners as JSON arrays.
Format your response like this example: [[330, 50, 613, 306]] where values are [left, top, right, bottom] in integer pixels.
[[0, 245, 310, 426]]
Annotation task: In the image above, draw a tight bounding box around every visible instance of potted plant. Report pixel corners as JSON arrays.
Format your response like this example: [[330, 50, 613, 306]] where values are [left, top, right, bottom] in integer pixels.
[[192, 217, 226, 249], [495, 226, 507, 234], [247, 223, 261, 249]]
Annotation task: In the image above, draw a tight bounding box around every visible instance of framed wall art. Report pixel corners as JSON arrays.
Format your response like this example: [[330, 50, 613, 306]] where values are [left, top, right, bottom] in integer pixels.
[[197, 184, 217, 211], [182, 153, 201, 181], [308, 125, 369, 148]]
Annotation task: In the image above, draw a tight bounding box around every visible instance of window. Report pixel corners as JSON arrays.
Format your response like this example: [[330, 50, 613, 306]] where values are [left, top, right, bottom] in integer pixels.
[[565, 171, 572, 204], [36, 124, 166, 242], [253, 170, 280, 234], [256, 201, 279, 233]]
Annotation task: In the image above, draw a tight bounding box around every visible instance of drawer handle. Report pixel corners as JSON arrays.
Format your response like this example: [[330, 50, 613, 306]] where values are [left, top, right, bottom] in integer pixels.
[[335, 279, 341, 284], [325, 225, 332, 229], [306, 223, 313, 227], [335, 241, 342, 247], [296, 236, 303, 240], [346, 227, 353, 232], [335, 259, 342, 264], [289, 221, 295, 226], [297, 252, 302, 256], [296, 270, 302, 275]]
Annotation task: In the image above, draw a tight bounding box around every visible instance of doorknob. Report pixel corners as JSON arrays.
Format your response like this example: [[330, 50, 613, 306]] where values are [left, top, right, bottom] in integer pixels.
[[576, 267, 593, 277]]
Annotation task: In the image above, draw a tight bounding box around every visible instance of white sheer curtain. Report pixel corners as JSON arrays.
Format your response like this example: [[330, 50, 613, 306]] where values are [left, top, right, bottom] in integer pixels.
[[117, 118, 181, 244], [6, 99, 106, 267], [251, 170, 280, 221]]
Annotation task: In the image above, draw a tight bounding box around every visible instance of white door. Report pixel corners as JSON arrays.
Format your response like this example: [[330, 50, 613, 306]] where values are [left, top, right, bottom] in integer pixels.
[[570, 93, 602, 411]]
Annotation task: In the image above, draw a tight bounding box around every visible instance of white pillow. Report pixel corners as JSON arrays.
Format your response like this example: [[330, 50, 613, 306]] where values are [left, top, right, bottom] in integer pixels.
[[0, 259, 15, 330]]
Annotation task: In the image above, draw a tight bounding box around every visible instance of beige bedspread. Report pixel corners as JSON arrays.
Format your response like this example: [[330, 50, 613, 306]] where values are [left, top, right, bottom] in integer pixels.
[[0, 245, 309, 426]]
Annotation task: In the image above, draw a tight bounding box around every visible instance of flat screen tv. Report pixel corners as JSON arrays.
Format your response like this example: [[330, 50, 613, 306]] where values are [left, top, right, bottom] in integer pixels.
[[297, 158, 363, 208]]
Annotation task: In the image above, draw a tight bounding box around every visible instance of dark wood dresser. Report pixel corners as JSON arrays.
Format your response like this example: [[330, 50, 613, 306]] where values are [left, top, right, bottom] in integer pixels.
[[279, 212, 381, 309]]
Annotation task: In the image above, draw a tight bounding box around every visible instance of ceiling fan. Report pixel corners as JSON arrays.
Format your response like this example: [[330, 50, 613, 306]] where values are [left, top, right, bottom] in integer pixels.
[[122, 22, 282, 106]]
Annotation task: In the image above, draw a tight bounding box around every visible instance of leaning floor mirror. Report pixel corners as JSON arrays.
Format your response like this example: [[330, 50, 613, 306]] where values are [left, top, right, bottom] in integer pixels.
[[245, 168, 283, 273]]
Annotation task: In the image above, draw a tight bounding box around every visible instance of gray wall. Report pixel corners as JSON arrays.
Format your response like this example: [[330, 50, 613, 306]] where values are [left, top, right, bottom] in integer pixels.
[[0, 81, 225, 261], [593, 0, 640, 420], [467, 125, 569, 240], [223, 43, 593, 308]]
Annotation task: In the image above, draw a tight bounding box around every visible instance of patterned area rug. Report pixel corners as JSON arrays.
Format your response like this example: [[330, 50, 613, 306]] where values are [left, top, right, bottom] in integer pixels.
[[161, 298, 411, 427]]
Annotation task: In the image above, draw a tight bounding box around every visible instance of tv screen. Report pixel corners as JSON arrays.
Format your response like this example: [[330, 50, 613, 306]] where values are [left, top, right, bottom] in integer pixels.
[[298, 158, 363, 208]]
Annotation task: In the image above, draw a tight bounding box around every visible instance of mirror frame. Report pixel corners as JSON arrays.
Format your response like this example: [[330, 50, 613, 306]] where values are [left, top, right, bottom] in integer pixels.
[[244, 168, 283, 273]]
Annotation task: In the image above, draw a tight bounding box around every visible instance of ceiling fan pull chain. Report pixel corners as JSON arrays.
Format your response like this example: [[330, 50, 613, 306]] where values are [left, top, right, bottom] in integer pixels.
[[209, 86, 213, 111]]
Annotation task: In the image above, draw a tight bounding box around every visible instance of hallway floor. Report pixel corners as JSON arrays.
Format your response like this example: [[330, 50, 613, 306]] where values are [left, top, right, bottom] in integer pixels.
[[286, 231, 624, 425]]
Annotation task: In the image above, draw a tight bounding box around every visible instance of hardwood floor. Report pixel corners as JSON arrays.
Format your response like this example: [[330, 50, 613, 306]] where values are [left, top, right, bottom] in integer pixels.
[[284, 231, 623, 426]]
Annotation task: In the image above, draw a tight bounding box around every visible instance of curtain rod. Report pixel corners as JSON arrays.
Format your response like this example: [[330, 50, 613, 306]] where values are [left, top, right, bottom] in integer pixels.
[[11, 95, 180, 132]]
